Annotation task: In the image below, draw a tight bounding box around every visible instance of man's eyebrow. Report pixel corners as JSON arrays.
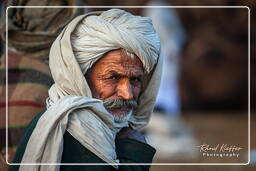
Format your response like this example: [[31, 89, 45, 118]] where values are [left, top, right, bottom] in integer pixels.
[[134, 73, 143, 78], [105, 70, 123, 77], [108, 70, 120, 75], [108, 70, 143, 78]]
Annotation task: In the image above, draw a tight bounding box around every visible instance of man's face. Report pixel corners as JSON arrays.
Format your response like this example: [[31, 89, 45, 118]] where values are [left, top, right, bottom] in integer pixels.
[[86, 49, 144, 122]]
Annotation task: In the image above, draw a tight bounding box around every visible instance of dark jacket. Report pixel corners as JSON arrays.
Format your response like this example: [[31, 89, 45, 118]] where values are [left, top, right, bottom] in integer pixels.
[[9, 111, 156, 171]]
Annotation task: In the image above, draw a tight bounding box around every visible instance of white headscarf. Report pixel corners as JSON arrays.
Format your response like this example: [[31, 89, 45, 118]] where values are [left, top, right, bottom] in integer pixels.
[[19, 9, 162, 171]]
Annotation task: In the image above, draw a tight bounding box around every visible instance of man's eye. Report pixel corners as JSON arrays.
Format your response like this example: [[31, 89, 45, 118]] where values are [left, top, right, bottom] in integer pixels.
[[131, 77, 141, 82], [109, 75, 119, 80]]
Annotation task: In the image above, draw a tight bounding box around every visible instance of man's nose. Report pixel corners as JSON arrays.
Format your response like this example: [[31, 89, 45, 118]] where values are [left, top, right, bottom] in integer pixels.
[[116, 78, 133, 100]]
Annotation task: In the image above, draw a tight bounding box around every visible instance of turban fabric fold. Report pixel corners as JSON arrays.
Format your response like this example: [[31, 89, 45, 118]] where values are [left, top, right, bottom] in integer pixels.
[[0, 0, 78, 59], [19, 9, 162, 171]]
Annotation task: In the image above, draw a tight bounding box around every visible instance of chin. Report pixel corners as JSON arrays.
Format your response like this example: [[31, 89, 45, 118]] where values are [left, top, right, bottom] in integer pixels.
[[111, 109, 133, 123]]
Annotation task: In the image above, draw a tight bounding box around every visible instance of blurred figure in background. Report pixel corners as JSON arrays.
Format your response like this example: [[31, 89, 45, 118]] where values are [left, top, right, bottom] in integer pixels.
[[0, 0, 79, 163], [142, 1, 197, 160], [0, 1, 3, 57], [144, 1, 185, 116], [180, 17, 248, 111]]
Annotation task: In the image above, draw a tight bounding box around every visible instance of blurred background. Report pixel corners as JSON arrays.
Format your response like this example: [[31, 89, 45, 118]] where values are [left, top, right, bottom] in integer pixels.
[[0, 0, 255, 171]]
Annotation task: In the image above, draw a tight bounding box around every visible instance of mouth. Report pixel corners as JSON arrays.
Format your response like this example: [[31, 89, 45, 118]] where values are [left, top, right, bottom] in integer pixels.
[[108, 107, 131, 116]]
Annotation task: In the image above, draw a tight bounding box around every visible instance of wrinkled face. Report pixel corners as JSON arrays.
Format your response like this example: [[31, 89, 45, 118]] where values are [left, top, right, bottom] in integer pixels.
[[86, 49, 144, 123]]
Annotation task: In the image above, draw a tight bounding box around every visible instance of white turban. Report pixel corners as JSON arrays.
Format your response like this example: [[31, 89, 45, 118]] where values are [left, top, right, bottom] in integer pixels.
[[72, 9, 160, 74], [19, 9, 162, 171]]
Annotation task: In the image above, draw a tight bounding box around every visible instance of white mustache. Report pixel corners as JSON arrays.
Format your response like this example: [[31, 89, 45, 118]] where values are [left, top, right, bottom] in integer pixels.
[[103, 99, 138, 109]]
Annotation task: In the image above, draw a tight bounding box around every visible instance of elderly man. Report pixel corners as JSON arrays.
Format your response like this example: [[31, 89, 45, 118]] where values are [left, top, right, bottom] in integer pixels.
[[9, 9, 162, 171]]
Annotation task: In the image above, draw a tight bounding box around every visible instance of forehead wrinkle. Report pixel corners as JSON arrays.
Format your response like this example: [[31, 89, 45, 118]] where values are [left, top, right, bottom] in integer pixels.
[[93, 50, 144, 78], [105, 68, 143, 78]]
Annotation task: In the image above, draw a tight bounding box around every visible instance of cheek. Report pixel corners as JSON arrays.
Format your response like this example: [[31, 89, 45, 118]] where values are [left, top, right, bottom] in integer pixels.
[[132, 84, 142, 99], [94, 80, 116, 99]]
